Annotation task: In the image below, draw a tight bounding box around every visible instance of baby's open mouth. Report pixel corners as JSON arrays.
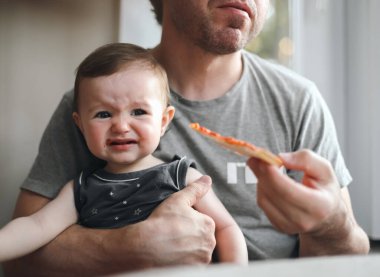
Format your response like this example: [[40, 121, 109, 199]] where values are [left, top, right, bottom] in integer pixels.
[[107, 139, 137, 146]]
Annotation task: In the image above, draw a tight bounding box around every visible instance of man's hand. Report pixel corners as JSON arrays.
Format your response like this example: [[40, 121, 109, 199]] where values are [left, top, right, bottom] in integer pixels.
[[247, 149, 342, 235], [140, 175, 216, 265], [247, 149, 369, 256]]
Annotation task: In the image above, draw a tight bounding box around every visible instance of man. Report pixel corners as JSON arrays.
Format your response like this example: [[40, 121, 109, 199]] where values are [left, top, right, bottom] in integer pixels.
[[4, 0, 369, 276]]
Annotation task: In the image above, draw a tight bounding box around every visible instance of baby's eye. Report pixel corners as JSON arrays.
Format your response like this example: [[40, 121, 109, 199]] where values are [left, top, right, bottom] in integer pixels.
[[95, 111, 111, 118], [131, 109, 147, 116]]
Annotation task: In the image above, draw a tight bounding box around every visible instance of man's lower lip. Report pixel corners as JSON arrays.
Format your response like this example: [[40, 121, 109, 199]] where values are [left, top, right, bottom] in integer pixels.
[[218, 7, 250, 18]]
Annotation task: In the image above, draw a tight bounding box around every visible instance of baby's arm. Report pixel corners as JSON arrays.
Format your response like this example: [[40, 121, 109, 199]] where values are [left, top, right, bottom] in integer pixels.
[[0, 181, 77, 262], [186, 168, 248, 264]]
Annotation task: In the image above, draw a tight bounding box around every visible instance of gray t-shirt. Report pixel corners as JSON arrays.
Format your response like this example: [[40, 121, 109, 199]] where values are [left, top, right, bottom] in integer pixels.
[[21, 50, 351, 260]]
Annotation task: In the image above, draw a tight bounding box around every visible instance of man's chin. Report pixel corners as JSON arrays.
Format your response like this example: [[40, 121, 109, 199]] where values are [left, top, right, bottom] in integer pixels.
[[201, 31, 247, 54]]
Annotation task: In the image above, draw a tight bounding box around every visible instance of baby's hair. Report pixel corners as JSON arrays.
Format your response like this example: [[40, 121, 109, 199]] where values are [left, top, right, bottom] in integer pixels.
[[74, 42, 169, 111]]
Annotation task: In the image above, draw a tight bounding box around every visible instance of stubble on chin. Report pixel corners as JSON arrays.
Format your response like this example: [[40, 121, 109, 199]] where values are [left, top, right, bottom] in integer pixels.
[[196, 16, 254, 55]]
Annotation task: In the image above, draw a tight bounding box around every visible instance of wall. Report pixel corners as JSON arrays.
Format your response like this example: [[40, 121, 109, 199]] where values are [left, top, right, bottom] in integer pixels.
[[0, 0, 118, 273], [119, 0, 161, 48]]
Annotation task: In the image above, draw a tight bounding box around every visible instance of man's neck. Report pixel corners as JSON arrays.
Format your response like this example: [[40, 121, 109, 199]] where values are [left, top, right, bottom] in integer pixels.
[[151, 39, 243, 101]]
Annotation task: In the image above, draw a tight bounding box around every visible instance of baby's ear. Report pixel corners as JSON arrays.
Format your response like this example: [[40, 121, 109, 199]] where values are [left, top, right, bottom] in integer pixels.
[[72, 112, 83, 133], [161, 106, 175, 136]]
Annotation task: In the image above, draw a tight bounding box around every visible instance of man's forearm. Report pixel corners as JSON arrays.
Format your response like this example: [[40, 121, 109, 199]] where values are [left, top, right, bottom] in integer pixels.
[[3, 223, 148, 277], [299, 213, 370, 256]]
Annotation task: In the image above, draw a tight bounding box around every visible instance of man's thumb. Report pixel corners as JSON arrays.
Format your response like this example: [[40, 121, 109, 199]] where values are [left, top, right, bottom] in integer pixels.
[[182, 175, 212, 207]]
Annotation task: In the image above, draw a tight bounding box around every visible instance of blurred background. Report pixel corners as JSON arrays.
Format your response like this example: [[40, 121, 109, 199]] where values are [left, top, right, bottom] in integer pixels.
[[0, 0, 379, 274]]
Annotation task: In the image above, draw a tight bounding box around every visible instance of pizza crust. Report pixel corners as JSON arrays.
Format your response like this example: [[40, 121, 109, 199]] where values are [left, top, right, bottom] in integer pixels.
[[190, 123, 283, 166]]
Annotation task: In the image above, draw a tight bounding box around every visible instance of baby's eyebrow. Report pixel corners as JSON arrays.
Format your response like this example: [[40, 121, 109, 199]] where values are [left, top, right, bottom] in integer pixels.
[[129, 100, 152, 109], [86, 104, 107, 114]]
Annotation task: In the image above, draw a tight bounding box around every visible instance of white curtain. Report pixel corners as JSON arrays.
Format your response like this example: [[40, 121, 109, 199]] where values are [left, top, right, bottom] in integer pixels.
[[292, 0, 380, 238]]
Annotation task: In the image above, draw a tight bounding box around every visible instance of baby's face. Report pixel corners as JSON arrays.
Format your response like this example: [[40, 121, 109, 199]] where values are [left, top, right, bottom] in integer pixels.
[[73, 67, 170, 173]]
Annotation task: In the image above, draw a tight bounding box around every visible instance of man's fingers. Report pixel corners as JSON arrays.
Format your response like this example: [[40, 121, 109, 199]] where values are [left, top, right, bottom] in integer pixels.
[[172, 175, 212, 207], [247, 157, 280, 180], [279, 150, 335, 182], [246, 157, 263, 177]]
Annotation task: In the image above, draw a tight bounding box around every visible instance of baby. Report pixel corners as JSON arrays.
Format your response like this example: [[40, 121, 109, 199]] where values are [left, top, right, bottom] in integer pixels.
[[0, 43, 247, 264]]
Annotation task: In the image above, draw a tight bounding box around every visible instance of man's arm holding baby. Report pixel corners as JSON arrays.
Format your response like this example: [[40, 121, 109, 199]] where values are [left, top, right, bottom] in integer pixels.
[[3, 176, 215, 277]]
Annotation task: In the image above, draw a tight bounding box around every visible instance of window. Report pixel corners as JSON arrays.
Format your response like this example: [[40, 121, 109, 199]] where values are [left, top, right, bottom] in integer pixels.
[[245, 0, 292, 67]]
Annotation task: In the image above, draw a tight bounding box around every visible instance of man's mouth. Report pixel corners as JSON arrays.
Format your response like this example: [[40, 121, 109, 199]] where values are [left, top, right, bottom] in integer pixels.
[[217, 1, 253, 19]]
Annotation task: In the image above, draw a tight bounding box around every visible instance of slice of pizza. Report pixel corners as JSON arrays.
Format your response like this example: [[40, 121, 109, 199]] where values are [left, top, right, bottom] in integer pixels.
[[189, 123, 283, 166]]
